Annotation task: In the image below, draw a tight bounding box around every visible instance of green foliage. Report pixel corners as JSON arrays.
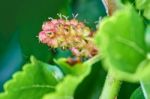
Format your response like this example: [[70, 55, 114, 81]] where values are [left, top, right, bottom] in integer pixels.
[[0, 0, 105, 98], [74, 62, 106, 99], [140, 81, 150, 98], [130, 87, 145, 99], [43, 58, 92, 99], [145, 25, 150, 51], [136, 0, 150, 20], [1, 0, 150, 99], [0, 56, 64, 99], [95, 4, 150, 98], [0, 56, 93, 99], [0, 0, 72, 91], [43, 76, 80, 99], [95, 5, 146, 74], [118, 82, 139, 99], [136, 60, 150, 98], [54, 58, 89, 76]]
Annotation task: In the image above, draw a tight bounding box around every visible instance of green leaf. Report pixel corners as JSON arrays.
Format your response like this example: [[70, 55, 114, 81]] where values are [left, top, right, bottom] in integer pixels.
[[43, 59, 92, 99], [95, 5, 146, 74], [125, 56, 150, 98], [129, 57, 150, 98], [54, 56, 104, 99], [118, 82, 139, 99], [130, 87, 145, 99], [140, 81, 150, 99], [43, 76, 81, 99], [136, 0, 148, 9], [145, 25, 150, 51], [137, 60, 150, 99], [0, 56, 64, 99], [144, 8, 150, 20], [136, 0, 150, 20], [74, 62, 106, 99], [54, 58, 89, 76]]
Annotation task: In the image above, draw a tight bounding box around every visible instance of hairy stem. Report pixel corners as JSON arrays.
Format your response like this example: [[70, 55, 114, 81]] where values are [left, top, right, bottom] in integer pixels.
[[100, 70, 121, 99]]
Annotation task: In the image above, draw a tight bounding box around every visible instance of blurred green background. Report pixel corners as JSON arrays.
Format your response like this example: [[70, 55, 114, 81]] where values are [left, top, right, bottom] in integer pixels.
[[0, 0, 138, 98]]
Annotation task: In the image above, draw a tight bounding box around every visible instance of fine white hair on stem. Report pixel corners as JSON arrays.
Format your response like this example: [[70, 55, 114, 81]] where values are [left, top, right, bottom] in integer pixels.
[[48, 17, 53, 20], [72, 13, 79, 18], [62, 15, 69, 20], [95, 17, 102, 28], [36, 35, 41, 43], [57, 13, 63, 19]]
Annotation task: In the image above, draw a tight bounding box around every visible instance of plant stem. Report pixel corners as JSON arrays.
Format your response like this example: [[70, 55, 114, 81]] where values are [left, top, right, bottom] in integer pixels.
[[100, 70, 121, 99], [86, 54, 101, 65], [102, 0, 123, 15]]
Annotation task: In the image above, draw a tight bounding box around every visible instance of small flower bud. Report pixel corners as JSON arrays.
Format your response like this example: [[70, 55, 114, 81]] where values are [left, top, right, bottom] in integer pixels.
[[38, 18, 98, 58]]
